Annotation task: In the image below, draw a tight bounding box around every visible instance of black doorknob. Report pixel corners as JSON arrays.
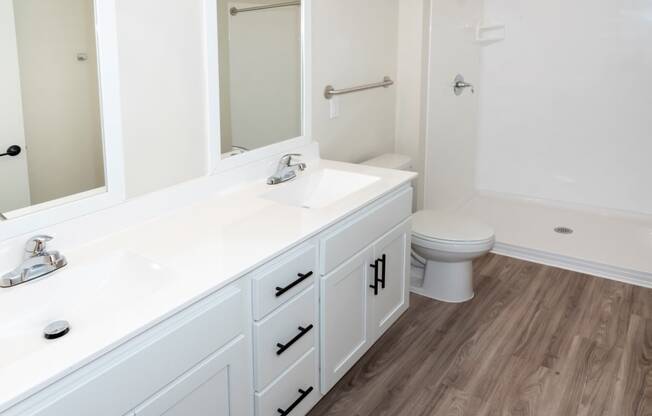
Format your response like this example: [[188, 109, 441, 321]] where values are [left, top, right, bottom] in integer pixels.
[[0, 145, 22, 157]]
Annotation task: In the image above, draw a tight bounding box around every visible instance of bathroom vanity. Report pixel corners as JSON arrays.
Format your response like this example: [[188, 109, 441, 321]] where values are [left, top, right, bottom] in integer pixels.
[[0, 160, 415, 416], [0, 0, 415, 413]]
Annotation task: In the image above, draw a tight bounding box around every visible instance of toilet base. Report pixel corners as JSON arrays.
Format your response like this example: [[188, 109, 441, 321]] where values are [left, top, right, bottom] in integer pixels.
[[412, 259, 474, 303]]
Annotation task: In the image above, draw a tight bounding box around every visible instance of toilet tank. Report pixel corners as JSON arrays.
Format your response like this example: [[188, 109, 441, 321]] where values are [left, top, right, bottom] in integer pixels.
[[361, 153, 412, 171]]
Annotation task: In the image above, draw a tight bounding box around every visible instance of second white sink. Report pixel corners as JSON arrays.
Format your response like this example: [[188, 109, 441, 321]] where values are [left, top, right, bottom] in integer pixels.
[[262, 168, 380, 209], [0, 251, 175, 372]]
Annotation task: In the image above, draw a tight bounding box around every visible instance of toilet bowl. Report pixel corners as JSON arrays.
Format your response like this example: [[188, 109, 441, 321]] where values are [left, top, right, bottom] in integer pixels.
[[411, 210, 495, 303]]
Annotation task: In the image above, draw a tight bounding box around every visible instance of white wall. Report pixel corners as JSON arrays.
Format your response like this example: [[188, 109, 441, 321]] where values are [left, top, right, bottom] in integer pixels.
[[226, 1, 301, 152], [423, 0, 483, 210], [116, 0, 209, 198], [477, 0, 652, 215], [395, 0, 429, 210], [312, 0, 399, 163], [13, 0, 105, 206]]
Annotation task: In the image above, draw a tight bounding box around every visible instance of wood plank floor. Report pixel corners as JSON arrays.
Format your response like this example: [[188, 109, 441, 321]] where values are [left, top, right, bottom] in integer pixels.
[[308, 254, 652, 416]]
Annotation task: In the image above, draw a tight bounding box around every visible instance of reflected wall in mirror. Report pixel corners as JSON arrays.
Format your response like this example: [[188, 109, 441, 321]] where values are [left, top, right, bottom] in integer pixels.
[[217, 0, 302, 159], [1, 0, 104, 217]]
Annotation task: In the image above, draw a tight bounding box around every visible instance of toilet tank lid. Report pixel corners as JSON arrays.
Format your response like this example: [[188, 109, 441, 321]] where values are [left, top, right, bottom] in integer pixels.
[[362, 153, 412, 170]]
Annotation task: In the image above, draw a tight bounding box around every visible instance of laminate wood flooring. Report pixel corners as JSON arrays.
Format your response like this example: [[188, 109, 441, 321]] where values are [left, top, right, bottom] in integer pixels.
[[308, 254, 652, 416]]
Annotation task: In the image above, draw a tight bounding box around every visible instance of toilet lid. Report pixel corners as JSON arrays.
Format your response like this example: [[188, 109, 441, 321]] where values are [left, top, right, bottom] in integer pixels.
[[412, 210, 495, 243]]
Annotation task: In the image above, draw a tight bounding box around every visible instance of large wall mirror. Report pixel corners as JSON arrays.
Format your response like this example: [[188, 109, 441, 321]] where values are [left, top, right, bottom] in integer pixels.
[[215, 0, 304, 159], [0, 0, 123, 238]]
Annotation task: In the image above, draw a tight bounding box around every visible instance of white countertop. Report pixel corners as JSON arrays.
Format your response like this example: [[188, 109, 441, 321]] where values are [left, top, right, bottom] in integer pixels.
[[0, 159, 416, 412]]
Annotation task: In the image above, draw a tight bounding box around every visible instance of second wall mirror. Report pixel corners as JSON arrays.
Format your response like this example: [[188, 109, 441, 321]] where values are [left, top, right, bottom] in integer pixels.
[[216, 0, 303, 159]]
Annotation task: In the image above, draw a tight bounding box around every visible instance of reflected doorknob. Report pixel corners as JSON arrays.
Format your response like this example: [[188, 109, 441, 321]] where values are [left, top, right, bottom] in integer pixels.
[[0, 145, 22, 157]]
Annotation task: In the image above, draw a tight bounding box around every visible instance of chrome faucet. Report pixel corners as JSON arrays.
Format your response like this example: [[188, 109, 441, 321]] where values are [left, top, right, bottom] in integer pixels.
[[267, 154, 307, 185], [1, 235, 68, 288]]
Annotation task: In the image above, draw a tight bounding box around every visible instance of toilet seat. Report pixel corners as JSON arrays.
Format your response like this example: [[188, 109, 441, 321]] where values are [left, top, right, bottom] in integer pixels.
[[412, 210, 495, 245]]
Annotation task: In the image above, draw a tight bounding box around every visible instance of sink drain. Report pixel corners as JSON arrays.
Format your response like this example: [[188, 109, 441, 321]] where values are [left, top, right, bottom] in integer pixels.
[[44, 320, 70, 340], [554, 226, 574, 235]]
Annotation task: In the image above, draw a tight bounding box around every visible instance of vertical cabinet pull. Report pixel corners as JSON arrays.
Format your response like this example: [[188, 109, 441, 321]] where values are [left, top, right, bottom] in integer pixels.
[[370, 254, 387, 296], [275, 271, 313, 297], [277, 386, 314, 416], [369, 259, 379, 295], [379, 254, 387, 289], [276, 324, 314, 355]]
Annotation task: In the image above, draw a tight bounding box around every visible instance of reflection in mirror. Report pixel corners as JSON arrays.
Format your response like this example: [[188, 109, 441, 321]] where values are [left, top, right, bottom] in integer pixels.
[[1, 0, 104, 218], [217, 0, 302, 159]]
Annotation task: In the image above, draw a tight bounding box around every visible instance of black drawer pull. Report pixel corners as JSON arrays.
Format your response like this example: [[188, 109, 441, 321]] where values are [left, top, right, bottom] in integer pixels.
[[379, 254, 387, 289], [277, 386, 314, 416], [276, 324, 314, 355], [370, 259, 379, 296], [275, 271, 313, 297]]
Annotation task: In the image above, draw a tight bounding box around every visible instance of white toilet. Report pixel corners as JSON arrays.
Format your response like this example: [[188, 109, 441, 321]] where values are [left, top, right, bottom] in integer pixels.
[[411, 210, 494, 302], [362, 154, 495, 303]]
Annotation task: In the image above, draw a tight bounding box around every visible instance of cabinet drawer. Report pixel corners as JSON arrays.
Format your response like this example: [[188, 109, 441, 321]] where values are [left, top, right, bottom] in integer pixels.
[[320, 187, 412, 275], [253, 244, 317, 320], [255, 349, 319, 416], [20, 284, 246, 416], [254, 286, 316, 391]]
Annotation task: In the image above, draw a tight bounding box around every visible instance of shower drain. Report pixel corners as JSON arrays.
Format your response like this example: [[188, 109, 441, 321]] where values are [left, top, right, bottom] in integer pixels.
[[554, 226, 574, 235]]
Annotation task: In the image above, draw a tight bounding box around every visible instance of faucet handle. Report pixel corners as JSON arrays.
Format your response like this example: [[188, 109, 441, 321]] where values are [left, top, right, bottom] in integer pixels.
[[25, 235, 53, 258], [281, 153, 302, 166]]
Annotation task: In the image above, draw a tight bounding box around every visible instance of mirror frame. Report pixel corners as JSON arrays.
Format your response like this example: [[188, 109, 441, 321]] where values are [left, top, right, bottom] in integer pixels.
[[0, 0, 125, 240], [204, 0, 312, 174]]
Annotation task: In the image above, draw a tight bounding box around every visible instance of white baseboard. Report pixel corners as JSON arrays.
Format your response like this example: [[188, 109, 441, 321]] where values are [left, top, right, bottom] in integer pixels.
[[492, 242, 652, 289]]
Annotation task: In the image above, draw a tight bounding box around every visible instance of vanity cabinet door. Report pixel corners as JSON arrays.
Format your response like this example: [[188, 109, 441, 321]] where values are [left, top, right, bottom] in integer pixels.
[[370, 220, 411, 340], [320, 247, 374, 393], [134, 336, 251, 416]]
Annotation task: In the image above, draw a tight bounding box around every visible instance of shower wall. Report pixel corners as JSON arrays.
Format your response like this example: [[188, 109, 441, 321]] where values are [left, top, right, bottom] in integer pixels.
[[476, 0, 652, 215], [423, 0, 483, 210]]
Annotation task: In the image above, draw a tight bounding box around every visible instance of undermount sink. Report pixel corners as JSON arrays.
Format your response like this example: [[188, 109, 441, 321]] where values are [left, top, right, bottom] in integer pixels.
[[262, 168, 381, 209], [0, 251, 175, 371]]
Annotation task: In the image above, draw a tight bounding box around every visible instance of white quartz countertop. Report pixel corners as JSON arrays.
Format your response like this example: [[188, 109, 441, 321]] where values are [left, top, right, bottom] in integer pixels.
[[0, 159, 416, 412]]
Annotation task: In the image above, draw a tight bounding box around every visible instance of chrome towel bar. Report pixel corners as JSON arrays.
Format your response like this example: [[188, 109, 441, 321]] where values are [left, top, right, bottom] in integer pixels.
[[324, 76, 394, 100], [230, 1, 301, 16]]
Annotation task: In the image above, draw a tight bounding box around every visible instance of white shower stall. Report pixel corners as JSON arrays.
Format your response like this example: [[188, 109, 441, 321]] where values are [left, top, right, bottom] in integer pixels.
[[422, 0, 652, 285]]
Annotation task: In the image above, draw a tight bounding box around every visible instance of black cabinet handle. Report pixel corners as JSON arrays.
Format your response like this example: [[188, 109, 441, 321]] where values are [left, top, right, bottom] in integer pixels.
[[369, 259, 379, 296], [379, 254, 387, 289], [0, 145, 21, 158], [277, 386, 314, 416], [276, 324, 314, 355], [276, 271, 313, 297]]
